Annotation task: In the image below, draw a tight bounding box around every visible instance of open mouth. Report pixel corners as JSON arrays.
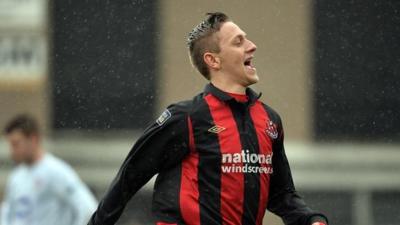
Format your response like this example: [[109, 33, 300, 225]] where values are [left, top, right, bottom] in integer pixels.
[[244, 57, 256, 70]]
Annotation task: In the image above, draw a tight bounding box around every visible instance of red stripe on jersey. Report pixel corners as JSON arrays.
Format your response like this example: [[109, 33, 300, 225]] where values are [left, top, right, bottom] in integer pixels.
[[156, 222, 177, 225], [249, 101, 273, 225], [180, 117, 200, 225], [205, 94, 244, 225]]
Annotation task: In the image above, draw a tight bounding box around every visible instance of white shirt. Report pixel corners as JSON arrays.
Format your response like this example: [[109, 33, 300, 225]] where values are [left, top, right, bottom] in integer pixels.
[[0, 153, 97, 225]]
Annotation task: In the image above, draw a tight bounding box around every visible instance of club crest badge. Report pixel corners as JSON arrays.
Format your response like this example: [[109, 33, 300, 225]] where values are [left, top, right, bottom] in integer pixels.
[[156, 109, 171, 126], [266, 120, 278, 139]]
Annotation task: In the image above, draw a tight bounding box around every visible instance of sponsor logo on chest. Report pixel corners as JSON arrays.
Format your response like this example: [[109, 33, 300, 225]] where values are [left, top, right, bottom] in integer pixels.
[[221, 150, 273, 174]]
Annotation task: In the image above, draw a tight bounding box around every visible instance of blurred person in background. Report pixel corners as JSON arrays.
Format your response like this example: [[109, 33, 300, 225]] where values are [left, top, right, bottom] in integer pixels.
[[88, 12, 328, 225], [0, 114, 97, 225]]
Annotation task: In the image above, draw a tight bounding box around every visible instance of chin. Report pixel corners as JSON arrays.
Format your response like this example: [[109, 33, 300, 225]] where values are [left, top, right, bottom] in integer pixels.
[[245, 73, 259, 86]]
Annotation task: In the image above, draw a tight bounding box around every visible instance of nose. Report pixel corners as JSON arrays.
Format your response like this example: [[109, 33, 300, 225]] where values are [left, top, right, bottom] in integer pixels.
[[246, 39, 257, 53]]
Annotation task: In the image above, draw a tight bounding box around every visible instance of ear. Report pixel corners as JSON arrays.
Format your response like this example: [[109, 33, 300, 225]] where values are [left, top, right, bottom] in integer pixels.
[[203, 52, 221, 71]]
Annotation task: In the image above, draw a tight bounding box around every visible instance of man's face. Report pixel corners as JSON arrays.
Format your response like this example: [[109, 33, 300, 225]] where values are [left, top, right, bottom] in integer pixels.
[[5, 130, 36, 164], [215, 21, 258, 86]]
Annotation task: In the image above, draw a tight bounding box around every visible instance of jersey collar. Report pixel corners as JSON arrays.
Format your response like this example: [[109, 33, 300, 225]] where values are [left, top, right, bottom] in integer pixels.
[[204, 83, 261, 104]]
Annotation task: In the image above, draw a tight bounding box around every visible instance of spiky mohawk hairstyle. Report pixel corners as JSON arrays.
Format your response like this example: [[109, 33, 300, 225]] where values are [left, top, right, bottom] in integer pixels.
[[187, 12, 230, 79]]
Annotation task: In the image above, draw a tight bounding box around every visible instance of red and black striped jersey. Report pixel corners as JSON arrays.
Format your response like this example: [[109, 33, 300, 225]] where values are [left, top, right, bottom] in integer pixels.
[[88, 83, 328, 225]]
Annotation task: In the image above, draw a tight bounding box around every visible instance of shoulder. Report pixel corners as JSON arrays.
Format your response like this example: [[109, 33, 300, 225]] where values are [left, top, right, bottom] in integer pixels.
[[154, 100, 191, 128], [41, 155, 90, 198], [158, 95, 203, 123], [42, 154, 79, 180], [166, 99, 193, 115], [155, 91, 208, 127]]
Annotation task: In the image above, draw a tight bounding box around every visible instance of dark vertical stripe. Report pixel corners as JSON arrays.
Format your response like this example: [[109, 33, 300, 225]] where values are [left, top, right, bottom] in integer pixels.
[[229, 101, 260, 225], [193, 95, 222, 225], [180, 117, 200, 225], [250, 102, 274, 225], [205, 94, 245, 225]]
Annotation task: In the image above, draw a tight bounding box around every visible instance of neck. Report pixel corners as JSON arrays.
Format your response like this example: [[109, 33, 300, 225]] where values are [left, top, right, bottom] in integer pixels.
[[27, 147, 44, 166], [210, 77, 246, 94]]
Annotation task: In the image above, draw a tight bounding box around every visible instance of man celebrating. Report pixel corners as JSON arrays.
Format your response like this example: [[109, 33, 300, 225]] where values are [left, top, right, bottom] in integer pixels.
[[1, 115, 98, 225], [88, 12, 328, 225]]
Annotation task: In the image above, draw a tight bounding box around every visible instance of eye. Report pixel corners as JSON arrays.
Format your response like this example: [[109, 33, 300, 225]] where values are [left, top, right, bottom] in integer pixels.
[[234, 37, 243, 46]]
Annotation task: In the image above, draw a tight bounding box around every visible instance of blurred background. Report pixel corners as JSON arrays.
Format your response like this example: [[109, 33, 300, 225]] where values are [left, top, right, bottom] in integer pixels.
[[0, 0, 399, 224]]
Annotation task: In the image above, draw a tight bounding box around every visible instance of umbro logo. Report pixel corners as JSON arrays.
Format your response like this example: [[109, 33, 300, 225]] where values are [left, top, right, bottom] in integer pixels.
[[208, 125, 226, 134]]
